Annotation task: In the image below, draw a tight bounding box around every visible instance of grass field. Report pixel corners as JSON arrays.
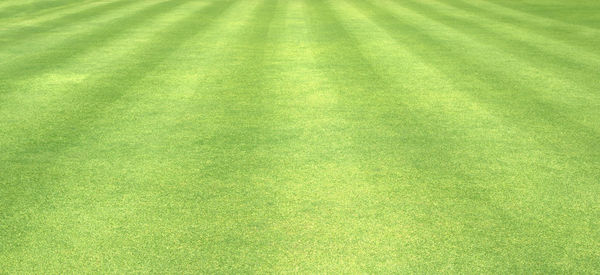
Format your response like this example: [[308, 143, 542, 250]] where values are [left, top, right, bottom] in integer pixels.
[[1, 0, 599, 273]]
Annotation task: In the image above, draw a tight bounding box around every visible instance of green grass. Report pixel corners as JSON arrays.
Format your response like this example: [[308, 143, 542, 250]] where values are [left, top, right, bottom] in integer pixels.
[[1, 0, 599, 273]]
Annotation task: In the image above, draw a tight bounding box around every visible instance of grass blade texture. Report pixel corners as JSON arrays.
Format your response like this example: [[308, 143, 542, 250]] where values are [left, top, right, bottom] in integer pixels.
[[0, 0, 599, 273]]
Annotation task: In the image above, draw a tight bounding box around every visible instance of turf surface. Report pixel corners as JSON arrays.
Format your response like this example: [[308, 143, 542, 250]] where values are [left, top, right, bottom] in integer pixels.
[[1, 0, 599, 273]]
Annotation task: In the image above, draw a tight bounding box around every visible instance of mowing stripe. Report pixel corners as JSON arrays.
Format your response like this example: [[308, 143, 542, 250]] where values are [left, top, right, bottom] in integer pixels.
[[348, 0, 600, 197], [0, 0, 238, 162], [350, 0, 600, 197], [0, 0, 239, 263], [0, 1, 155, 65], [330, 1, 598, 271], [0, 0, 191, 84], [301, 0, 514, 271], [474, 0, 600, 32], [0, 1, 268, 272], [0, 0, 87, 20], [176, 0, 285, 271], [0, 1, 214, 151], [398, 0, 599, 80], [351, 0, 600, 142], [0, 0, 598, 273], [0, 0, 140, 47], [0, 0, 96, 26], [444, 0, 600, 52], [385, 0, 600, 111], [0, 0, 237, 196], [269, 0, 404, 271], [0, 0, 162, 62]]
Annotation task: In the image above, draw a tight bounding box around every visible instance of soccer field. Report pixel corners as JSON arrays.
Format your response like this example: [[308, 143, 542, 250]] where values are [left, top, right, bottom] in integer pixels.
[[1, 0, 599, 273]]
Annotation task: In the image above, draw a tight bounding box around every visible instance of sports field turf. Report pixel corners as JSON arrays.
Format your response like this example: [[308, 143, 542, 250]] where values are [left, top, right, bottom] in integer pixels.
[[1, 0, 599, 273]]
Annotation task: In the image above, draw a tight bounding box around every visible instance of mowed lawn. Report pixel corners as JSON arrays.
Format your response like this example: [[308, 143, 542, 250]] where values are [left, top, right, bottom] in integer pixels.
[[1, 0, 599, 273]]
